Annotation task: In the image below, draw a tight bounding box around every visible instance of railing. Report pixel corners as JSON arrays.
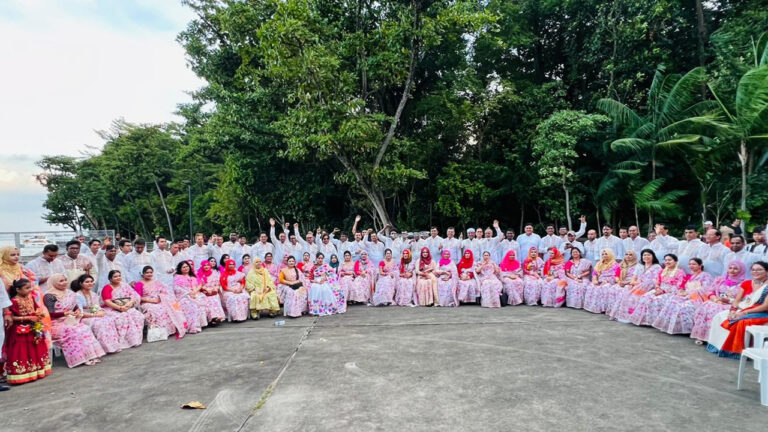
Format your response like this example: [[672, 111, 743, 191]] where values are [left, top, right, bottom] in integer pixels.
[[0, 230, 115, 264]]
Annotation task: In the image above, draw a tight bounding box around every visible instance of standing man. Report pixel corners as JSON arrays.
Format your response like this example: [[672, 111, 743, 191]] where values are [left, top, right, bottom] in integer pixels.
[[252, 232, 275, 262], [331, 230, 354, 259], [364, 231, 387, 264], [594, 224, 625, 260], [560, 231, 584, 261], [269, 219, 290, 261], [426, 227, 443, 259], [723, 235, 757, 271], [296, 225, 319, 257], [126, 238, 153, 285], [230, 235, 252, 266], [96, 245, 122, 290], [517, 224, 541, 260], [676, 225, 707, 270], [618, 227, 629, 240], [622, 225, 650, 254], [26, 244, 65, 287], [650, 223, 678, 258], [747, 227, 767, 255], [540, 224, 560, 260], [222, 232, 238, 255], [59, 239, 94, 283], [188, 233, 213, 264], [284, 232, 305, 259], [462, 228, 480, 261], [701, 229, 730, 276], [115, 239, 133, 270], [583, 229, 599, 263], [441, 227, 463, 263], [151, 236, 175, 286], [496, 228, 520, 264]]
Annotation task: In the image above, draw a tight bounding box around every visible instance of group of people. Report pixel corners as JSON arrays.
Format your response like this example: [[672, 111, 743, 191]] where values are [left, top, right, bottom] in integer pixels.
[[1, 216, 767, 390]]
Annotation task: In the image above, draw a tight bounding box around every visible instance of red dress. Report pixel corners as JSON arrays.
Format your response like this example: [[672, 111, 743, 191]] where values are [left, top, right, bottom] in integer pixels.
[[5, 296, 52, 385]]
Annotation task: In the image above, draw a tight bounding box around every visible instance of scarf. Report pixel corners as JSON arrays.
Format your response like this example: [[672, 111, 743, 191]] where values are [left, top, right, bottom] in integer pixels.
[[419, 247, 432, 269], [543, 248, 565, 275], [439, 250, 452, 266], [499, 250, 520, 272], [400, 250, 412, 275], [594, 249, 617, 274], [355, 257, 371, 275], [619, 252, 638, 280], [220, 259, 244, 289], [329, 254, 340, 271], [197, 261, 213, 285], [46, 273, 68, 301], [0, 246, 23, 287], [456, 250, 474, 275], [723, 260, 747, 286]]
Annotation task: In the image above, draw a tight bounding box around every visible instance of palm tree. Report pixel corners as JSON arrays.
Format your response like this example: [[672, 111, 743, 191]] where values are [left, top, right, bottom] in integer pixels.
[[708, 34, 768, 211]]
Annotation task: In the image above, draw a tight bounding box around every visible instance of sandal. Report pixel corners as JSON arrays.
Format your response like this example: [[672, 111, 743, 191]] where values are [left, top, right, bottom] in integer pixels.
[[85, 360, 97, 366], [695, 340, 704, 346]]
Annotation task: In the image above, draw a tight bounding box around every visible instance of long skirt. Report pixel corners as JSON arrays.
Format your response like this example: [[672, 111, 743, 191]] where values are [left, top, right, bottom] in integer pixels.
[[523, 277, 542, 306], [200, 294, 226, 322], [583, 283, 613, 313], [395, 277, 416, 306], [349, 275, 372, 303], [501, 277, 525, 305], [690, 301, 730, 341], [611, 288, 649, 323], [652, 296, 701, 334], [372, 276, 397, 306], [415, 278, 434, 306], [81, 315, 123, 353], [628, 292, 674, 326], [479, 279, 502, 308], [282, 285, 308, 318], [540, 278, 567, 308], [603, 285, 631, 316], [437, 278, 458, 307], [249, 290, 280, 318], [141, 300, 186, 337], [309, 283, 339, 316], [104, 309, 144, 348], [707, 310, 768, 358], [565, 279, 588, 309], [333, 287, 347, 314], [4, 330, 51, 385], [338, 275, 354, 305], [177, 296, 207, 333], [222, 290, 251, 322], [51, 320, 105, 368], [457, 279, 479, 303]]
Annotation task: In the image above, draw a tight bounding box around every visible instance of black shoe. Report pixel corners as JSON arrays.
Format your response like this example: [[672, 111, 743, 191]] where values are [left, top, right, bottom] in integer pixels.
[[0, 384, 10, 391]]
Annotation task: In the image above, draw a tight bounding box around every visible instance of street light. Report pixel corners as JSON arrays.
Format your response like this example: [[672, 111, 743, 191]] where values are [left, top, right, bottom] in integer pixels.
[[183, 181, 193, 240]]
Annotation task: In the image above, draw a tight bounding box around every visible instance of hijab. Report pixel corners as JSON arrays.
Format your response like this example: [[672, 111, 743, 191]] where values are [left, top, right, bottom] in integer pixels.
[[400, 250, 412, 275], [722, 260, 747, 286], [46, 273, 68, 301], [0, 246, 23, 286], [499, 250, 520, 272], [439, 250, 452, 266], [220, 259, 243, 289], [594, 249, 617, 274], [456, 250, 474, 274], [523, 247, 539, 272], [197, 260, 213, 285], [419, 247, 432, 269], [619, 251, 638, 280], [329, 254, 340, 271], [543, 248, 564, 275]]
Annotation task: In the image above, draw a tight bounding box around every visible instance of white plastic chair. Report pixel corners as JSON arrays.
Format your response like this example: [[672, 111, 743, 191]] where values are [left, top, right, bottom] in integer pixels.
[[737, 348, 768, 406], [745, 325, 768, 350]]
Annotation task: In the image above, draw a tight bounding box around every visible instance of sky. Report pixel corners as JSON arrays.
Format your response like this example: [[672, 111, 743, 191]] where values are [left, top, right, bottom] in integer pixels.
[[0, 0, 204, 232]]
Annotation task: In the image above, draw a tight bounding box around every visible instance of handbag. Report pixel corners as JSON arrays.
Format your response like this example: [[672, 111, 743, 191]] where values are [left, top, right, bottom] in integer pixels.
[[16, 324, 31, 334], [112, 297, 130, 307], [147, 326, 169, 343], [500, 291, 509, 307], [288, 282, 303, 291]]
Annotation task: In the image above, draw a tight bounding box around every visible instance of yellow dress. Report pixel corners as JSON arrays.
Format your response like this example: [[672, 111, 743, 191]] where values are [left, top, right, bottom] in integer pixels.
[[245, 267, 280, 318]]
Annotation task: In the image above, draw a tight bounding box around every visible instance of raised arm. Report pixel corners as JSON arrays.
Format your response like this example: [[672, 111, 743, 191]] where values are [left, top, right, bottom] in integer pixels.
[[294, 223, 308, 245], [574, 216, 587, 239], [352, 215, 361, 235]]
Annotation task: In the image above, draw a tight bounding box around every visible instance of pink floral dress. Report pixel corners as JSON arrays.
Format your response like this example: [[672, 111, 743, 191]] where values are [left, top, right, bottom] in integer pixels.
[[476, 262, 502, 308], [101, 283, 144, 348], [652, 271, 713, 334], [523, 258, 544, 306], [456, 267, 479, 303], [337, 261, 356, 304], [605, 265, 638, 319], [46, 291, 105, 368], [500, 267, 524, 306], [628, 267, 686, 326], [583, 264, 620, 313], [540, 263, 567, 308], [690, 276, 742, 341], [436, 263, 459, 307], [77, 291, 123, 353], [221, 271, 251, 322], [136, 280, 188, 338], [564, 259, 592, 309], [199, 270, 227, 322], [415, 261, 436, 306], [173, 275, 208, 334], [612, 264, 662, 323], [395, 262, 417, 306], [373, 260, 398, 306], [349, 260, 375, 303], [280, 267, 308, 318]]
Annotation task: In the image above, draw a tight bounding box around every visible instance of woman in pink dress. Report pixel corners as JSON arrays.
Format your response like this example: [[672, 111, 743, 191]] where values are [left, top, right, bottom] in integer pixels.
[[328, 254, 346, 313], [173, 261, 207, 334], [350, 251, 375, 304], [264, 253, 279, 282], [564, 247, 591, 309], [415, 248, 437, 306], [605, 250, 639, 318], [612, 249, 662, 323], [220, 259, 250, 322], [583, 249, 620, 313], [338, 251, 356, 306], [629, 253, 686, 326], [475, 251, 503, 308], [373, 249, 398, 306], [101, 270, 144, 348], [276, 253, 291, 304], [71, 274, 123, 354], [499, 250, 524, 306], [44, 274, 105, 367], [196, 260, 226, 325], [690, 260, 747, 343], [436, 251, 459, 307], [395, 249, 416, 306], [523, 247, 544, 306], [279, 256, 308, 317], [540, 248, 567, 307], [456, 250, 479, 304], [652, 258, 714, 334], [238, 254, 253, 275], [135, 266, 187, 339]]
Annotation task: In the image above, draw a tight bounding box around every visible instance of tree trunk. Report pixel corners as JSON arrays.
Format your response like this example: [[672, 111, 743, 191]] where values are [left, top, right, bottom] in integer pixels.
[[563, 179, 572, 231], [634, 204, 639, 229], [739, 140, 748, 211], [695, 0, 707, 68], [519, 202, 525, 235], [153, 177, 175, 240]]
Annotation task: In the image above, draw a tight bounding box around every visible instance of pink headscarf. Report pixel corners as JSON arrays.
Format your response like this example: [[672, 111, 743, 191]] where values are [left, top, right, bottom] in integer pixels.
[[723, 260, 747, 286], [439, 250, 452, 266], [197, 260, 213, 285], [499, 250, 520, 272]]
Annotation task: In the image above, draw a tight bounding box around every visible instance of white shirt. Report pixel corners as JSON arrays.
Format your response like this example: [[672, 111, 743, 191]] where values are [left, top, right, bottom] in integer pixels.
[[583, 239, 599, 262], [270, 227, 290, 261], [125, 251, 153, 284], [622, 236, 651, 254], [318, 241, 338, 259], [151, 248, 175, 286], [594, 235, 625, 260], [251, 241, 275, 262], [723, 249, 758, 272], [283, 241, 305, 260], [478, 228, 503, 259], [676, 239, 707, 260], [559, 240, 584, 261], [188, 244, 214, 264], [516, 233, 541, 258], [701, 242, 730, 275], [26, 256, 65, 286], [540, 234, 561, 259], [331, 234, 355, 259], [441, 237, 463, 263], [650, 234, 679, 258], [462, 238, 481, 261], [364, 239, 387, 264], [96, 256, 122, 291], [230, 243, 252, 266]]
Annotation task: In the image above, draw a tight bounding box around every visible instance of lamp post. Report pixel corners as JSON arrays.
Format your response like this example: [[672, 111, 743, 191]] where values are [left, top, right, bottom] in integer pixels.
[[184, 181, 193, 240]]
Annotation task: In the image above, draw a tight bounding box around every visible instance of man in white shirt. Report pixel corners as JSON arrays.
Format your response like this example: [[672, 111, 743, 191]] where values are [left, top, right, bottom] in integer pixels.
[[230, 235, 252, 266], [170, 242, 187, 268], [724, 235, 758, 271], [251, 232, 275, 262], [115, 239, 133, 271], [59, 239, 94, 283], [440, 227, 463, 263], [701, 228, 730, 276], [558, 215, 587, 241], [284, 232, 306, 259], [517, 224, 541, 260], [221, 232, 238, 255], [26, 244, 65, 287], [296, 226, 319, 257], [748, 227, 767, 256], [676, 225, 707, 271], [331, 230, 354, 259], [96, 245, 123, 290], [151, 236, 175, 286], [496, 228, 520, 264], [650, 223, 679, 258], [540, 224, 560, 260], [126, 238, 153, 285], [269, 219, 290, 261], [318, 233, 338, 258], [425, 227, 443, 259], [76, 233, 88, 255], [381, 228, 404, 257], [210, 236, 227, 263], [462, 228, 480, 261], [622, 225, 651, 254], [478, 222, 502, 259], [188, 233, 213, 264], [364, 231, 387, 264], [583, 229, 599, 263], [594, 224, 625, 261], [560, 231, 584, 261]]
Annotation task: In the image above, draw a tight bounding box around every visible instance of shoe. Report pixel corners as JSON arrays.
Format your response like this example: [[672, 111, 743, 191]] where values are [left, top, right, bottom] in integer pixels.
[[0, 384, 9, 391]]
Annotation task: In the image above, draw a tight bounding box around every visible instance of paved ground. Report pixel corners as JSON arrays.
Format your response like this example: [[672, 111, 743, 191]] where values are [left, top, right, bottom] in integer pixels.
[[2, 305, 766, 432]]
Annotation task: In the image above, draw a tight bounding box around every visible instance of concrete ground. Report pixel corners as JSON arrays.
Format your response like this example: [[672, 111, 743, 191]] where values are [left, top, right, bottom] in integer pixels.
[[2, 305, 766, 432]]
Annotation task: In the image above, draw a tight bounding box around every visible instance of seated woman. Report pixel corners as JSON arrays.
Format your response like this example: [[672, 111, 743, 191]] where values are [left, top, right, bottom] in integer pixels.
[[135, 266, 187, 340], [373, 249, 398, 306], [220, 259, 250, 322], [238, 254, 253, 274], [101, 270, 144, 348], [628, 254, 686, 326], [173, 261, 207, 334], [523, 248, 544, 306], [605, 250, 639, 318], [475, 251, 503, 308], [690, 261, 746, 344], [707, 261, 768, 358], [246, 257, 281, 319], [263, 253, 279, 283], [456, 250, 478, 304], [652, 258, 713, 335], [612, 249, 662, 323], [308, 253, 341, 316], [218, 254, 230, 273], [583, 249, 619, 314], [338, 251, 356, 305], [499, 250, 524, 306], [395, 250, 417, 306], [328, 254, 346, 313], [4, 279, 51, 385], [564, 247, 591, 309], [44, 274, 105, 367], [279, 256, 308, 318], [415, 248, 437, 306], [540, 247, 567, 308], [436, 251, 459, 307], [195, 261, 227, 325], [297, 252, 313, 279], [71, 274, 122, 354], [350, 251, 375, 304]]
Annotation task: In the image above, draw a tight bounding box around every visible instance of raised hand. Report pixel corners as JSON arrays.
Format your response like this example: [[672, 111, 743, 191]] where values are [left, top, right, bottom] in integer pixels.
[[355, 215, 362, 222], [270, 218, 275, 226]]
